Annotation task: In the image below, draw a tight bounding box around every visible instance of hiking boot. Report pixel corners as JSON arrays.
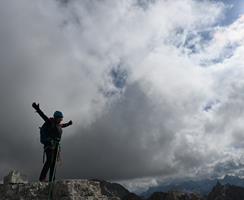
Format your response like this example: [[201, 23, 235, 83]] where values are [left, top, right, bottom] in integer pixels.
[[39, 178, 47, 182]]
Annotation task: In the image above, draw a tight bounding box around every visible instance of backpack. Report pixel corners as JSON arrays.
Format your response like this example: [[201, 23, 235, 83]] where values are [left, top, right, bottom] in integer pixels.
[[40, 121, 51, 145]]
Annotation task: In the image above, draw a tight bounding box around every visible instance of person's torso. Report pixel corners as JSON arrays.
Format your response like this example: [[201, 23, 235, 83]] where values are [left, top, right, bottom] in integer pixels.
[[48, 118, 62, 141]]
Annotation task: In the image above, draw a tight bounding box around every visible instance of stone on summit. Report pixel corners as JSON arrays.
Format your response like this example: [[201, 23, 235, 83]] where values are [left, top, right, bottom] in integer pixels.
[[3, 170, 28, 184]]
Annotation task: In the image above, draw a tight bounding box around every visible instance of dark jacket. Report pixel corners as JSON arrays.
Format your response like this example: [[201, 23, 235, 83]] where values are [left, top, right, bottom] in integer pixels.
[[36, 108, 70, 144]]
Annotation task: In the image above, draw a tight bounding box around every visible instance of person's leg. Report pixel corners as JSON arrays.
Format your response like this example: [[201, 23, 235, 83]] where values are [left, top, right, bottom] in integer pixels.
[[49, 147, 58, 182], [39, 147, 52, 181]]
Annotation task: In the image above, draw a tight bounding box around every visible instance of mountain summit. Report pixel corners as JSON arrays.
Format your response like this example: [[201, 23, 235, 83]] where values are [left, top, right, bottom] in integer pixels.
[[2, 171, 244, 200]]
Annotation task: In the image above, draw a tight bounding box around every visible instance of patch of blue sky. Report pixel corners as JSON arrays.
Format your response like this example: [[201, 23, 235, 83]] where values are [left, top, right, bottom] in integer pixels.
[[215, 0, 244, 26], [181, 30, 214, 54], [200, 42, 239, 67], [135, 0, 156, 10], [203, 99, 220, 112], [110, 65, 128, 89], [167, 0, 244, 57], [165, 27, 214, 56], [102, 64, 128, 98], [168, 28, 239, 67]]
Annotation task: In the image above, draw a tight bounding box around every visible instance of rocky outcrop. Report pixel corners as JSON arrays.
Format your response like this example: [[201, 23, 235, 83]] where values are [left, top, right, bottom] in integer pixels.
[[122, 193, 143, 200], [93, 179, 130, 199], [3, 171, 244, 200], [207, 181, 244, 200], [3, 170, 28, 184], [0, 170, 134, 200], [147, 191, 204, 200], [0, 179, 129, 200], [147, 192, 167, 200], [0, 178, 204, 200]]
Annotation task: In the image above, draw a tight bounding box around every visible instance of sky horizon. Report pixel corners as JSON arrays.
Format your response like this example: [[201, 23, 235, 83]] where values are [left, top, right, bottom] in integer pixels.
[[1, 0, 244, 193]]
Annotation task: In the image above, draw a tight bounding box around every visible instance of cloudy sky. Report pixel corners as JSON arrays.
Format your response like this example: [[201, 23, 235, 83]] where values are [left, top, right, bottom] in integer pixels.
[[1, 0, 244, 192]]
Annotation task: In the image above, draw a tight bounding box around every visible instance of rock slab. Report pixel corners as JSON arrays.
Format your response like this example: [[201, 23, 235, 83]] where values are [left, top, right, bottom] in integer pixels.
[[0, 179, 127, 200], [3, 170, 28, 184]]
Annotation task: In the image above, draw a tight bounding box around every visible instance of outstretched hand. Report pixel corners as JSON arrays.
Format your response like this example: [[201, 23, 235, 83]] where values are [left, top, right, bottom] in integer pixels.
[[32, 102, 40, 110], [68, 120, 73, 126]]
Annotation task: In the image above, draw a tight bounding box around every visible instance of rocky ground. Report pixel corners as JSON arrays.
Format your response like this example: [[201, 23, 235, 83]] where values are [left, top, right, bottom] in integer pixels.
[[1, 170, 244, 200]]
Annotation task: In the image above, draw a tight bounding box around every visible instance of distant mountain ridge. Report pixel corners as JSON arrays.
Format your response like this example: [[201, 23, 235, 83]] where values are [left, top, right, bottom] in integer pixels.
[[208, 181, 244, 200], [141, 175, 244, 198]]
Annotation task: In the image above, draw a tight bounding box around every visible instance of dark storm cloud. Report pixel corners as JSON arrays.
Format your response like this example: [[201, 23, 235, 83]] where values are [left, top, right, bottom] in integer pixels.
[[0, 0, 82, 178], [60, 82, 180, 180]]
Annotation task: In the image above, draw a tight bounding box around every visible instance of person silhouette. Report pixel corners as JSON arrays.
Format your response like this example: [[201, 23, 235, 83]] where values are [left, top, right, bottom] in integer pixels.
[[32, 102, 72, 182]]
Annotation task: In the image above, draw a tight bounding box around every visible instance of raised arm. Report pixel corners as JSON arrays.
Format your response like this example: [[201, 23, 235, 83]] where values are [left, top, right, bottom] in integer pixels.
[[32, 102, 49, 122], [61, 120, 73, 128]]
